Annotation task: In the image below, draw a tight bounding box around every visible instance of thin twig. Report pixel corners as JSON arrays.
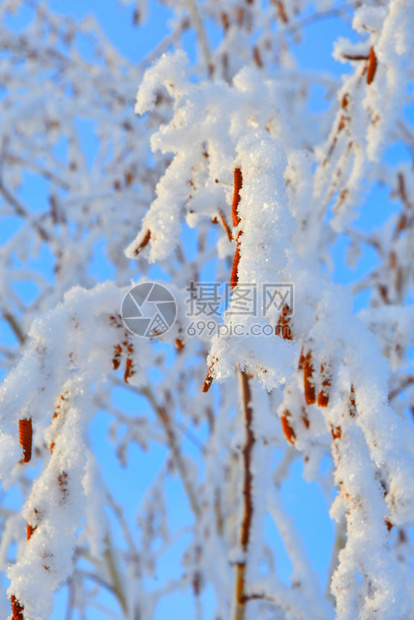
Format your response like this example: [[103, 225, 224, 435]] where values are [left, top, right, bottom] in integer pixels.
[[139, 19, 191, 72], [103, 532, 128, 616], [140, 386, 201, 517], [389, 376, 414, 401], [109, 377, 206, 454], [186, 0, 212, 75], [281, 1, 358, 36], [233, 368, 255, 620], [2, 311, 25, 344], [0, 180, 49, 241]]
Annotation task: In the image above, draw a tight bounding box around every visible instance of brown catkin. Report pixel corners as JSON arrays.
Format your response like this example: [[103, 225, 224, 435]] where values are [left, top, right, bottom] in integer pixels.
[[26, 523, 36, 541], [112, 344, 122, 370], [230, 168, 243, 289], [317, 364, 331, 407], [11, 595, 24, 620], [232, 168, 243, 227], [124, 358, 134, 383], [275, 304, 292, 340], [221, 12, 229, 32], [202, 364, 214, 393], [275, 0, 288, 23], [367, 47, 377, 85], [281, 411, 296, 444], [303, 352, 316, 405], [133, 229, 151, 256], [230, 245, 241, 289], [253, 46, 263, 68], [58, 471, 69, 500], [349, 385, 357, 417], [19, 418, 32, 463], [175, 338, 184, 350], [342, 53, 370, 61], [331, 426, 342, 440]]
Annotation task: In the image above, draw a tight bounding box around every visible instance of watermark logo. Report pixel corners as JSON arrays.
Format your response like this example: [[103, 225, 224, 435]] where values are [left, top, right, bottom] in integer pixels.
[[185, 281, 294, 339], [263, 284, 294, 317], [121, 282, 177, 338], [121, 281, 294, 339], [185, 282, 293, 318]]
